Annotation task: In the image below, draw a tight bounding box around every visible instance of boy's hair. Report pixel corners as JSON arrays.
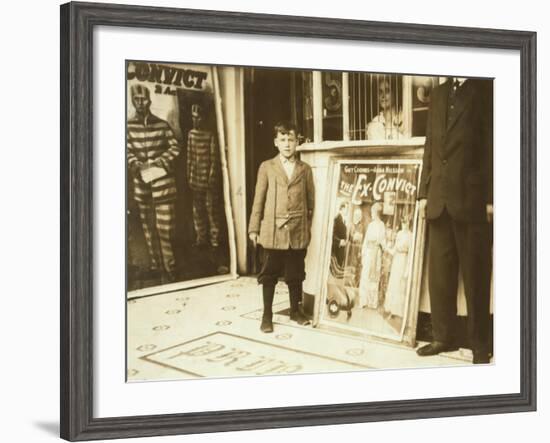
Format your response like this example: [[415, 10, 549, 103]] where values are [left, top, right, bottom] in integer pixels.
[[273, 121, 298, 138]]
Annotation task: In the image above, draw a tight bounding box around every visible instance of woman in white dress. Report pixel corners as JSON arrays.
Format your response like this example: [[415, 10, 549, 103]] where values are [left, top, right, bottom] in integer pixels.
[[358, 203, 386, 309], [384, 218, 412, 318], [366, 78, 404, 140]]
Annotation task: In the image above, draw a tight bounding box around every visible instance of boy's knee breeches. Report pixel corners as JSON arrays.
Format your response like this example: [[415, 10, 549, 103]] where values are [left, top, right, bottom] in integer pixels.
[[257, 248, 306, 286]]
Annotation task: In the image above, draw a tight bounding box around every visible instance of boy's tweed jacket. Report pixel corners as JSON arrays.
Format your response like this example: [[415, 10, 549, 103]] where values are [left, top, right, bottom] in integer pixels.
[[249, 155, 315, 250]]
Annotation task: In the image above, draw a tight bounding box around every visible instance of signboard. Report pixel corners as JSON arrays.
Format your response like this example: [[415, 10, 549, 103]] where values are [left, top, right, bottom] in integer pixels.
[[317, 158, 424, 344], [126, 62, 236, 297]]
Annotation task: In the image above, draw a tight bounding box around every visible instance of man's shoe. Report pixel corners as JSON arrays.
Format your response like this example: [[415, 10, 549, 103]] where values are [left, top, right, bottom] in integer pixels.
[[416, 341, 458, 357], [260, 316, 274, 333], [290, 310, 311, 326], [473, 351, 490, 364]]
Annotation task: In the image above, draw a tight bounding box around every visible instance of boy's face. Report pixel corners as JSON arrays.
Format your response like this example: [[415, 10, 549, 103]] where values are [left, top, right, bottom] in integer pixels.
[[274, 130, 297, 159]]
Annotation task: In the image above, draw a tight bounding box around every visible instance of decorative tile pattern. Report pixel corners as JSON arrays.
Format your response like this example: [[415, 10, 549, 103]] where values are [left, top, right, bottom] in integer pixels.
[[216, 320, 232, 326], [153, 325, 170, 331], [127, 277, 469, 382], [165, 309, 181, 315], [346, 348, 365, 357]]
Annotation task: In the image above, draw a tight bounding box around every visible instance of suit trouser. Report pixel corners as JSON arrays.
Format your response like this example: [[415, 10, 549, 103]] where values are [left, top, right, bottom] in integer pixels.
[[191, 188, 221, 247], [428, 208, 492, 353], [137, 202, 176, 275]]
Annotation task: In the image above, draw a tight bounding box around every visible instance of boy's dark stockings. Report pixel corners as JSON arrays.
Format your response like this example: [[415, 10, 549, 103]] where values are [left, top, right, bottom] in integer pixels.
[[261, 285, 275, 333]]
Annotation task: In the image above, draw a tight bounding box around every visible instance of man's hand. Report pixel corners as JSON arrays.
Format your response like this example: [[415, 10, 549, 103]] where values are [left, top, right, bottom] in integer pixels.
[[249, 233, 258, 248], [339, 239, 346, 247], [486, 204, 493, 223], [152, 158, 165, 169], [130, 161, 143, 179], [419, 199, 427, 219]]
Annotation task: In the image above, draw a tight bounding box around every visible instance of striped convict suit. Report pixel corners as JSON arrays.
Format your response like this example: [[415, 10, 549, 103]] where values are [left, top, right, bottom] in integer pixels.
[[187, 128, 221, 247], [127, 113, 181, 275]]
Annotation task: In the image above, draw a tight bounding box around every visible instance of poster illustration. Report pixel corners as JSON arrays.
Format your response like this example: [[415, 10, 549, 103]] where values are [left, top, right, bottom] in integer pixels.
[[319, 159, 422, 341], [126, 61, 236, 296]]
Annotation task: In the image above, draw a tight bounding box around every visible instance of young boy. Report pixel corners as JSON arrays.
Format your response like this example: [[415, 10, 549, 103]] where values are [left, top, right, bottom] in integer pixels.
[[248, 122, 315, 333]]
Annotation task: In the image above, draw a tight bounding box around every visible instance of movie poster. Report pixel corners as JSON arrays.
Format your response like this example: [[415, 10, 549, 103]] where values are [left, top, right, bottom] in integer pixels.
[[126, 61, 235, 296], [319, 159, 422, 341]]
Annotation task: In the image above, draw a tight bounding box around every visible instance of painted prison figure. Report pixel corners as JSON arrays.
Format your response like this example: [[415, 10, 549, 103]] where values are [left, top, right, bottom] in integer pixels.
[[186, 103, 222, 249], [127, 84, 181, 282]]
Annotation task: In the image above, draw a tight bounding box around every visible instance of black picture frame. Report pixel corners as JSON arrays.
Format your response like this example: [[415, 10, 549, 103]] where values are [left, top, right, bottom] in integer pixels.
[[60, 1, 537, 441]]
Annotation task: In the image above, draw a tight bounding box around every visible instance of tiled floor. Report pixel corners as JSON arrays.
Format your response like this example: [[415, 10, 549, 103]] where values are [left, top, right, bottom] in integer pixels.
[[127, 277, 476, 382]]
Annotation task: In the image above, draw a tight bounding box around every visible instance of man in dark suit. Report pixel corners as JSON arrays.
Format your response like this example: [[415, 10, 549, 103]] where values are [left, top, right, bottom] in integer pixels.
[[416, 77, 493, 364], [332, 202, 349, 268]]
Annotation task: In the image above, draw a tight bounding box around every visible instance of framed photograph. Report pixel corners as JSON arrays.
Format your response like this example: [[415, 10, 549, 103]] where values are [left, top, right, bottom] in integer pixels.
[[61, 1, 536, 441]]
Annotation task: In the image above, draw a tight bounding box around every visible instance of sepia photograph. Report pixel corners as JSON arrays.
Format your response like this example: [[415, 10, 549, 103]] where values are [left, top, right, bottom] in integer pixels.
[[126, 60, 494, 381], [55, 0, 540, 440]]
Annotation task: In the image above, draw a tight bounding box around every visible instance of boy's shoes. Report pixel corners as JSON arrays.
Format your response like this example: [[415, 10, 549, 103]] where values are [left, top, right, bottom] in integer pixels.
[[290, 310, 311, 326], [260, 316, 274, 333], [416, 341, 458, 356]]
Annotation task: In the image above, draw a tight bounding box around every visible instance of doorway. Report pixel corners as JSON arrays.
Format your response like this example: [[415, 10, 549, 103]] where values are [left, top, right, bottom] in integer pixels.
[[244, 67, 293, 273]]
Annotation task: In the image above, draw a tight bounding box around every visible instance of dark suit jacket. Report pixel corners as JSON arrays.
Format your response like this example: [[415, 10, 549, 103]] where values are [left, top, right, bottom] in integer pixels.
[[418, 79, 493, 222], [332, 213, 347, 265]]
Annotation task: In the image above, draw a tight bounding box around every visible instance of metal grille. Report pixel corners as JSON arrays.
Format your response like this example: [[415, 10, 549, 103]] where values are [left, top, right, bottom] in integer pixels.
[[349, 73, 403, 141]]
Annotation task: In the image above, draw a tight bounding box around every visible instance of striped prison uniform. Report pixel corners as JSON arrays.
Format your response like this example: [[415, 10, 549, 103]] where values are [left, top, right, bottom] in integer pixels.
[[127, 113, 181, 274], [187, 128, 222, 247]]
